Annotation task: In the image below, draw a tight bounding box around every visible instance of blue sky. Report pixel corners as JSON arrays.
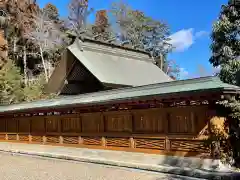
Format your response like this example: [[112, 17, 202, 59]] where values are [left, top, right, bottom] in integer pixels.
[[38, 0, 228, 79]]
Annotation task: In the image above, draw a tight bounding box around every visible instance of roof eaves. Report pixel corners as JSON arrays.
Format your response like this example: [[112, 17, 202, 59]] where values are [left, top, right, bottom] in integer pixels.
[[0, 76, 239, 114], [0, 87, 224, 115]]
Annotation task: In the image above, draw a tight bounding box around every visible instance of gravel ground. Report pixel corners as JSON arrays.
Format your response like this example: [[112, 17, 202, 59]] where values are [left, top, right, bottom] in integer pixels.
[[0, 153, 205, 180]]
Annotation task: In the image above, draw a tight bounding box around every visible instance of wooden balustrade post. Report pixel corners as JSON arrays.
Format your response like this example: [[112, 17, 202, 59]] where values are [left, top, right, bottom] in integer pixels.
[[130, 137, 135, 148], [165, 137, 170, 151], [59, 136, 63, 144], [16, 134, 19, 141], [29, 134, 32, 142], [79, 136, 83, 144], [102, 137, 106, 147], [43, 136, 47, 144]]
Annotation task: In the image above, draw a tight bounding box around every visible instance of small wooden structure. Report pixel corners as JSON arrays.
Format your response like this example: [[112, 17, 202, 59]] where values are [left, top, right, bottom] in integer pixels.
[[0, 76, 239, 157]]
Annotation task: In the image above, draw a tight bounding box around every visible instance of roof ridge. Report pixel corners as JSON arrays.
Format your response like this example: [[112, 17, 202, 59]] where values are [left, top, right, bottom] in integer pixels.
[[66, 31, 150, 55]]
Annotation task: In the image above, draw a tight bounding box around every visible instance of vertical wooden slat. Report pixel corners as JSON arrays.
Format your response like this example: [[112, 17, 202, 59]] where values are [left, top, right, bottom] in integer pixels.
[[165, 112, 169, 134], [190, 112, 195, 133], [29, 118, 31, 134], [16, 118, 19, 133], [0, 118, 6, 132], [58, 116, 61, 134], [5, 118, 6, 133]]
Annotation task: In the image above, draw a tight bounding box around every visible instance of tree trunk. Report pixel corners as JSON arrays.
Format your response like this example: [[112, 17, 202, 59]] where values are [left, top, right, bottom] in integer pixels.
[[159, 54, 163, 70], [39, 46, 48, 82], [13, 37, 17, 53], [23, 46, 27, 85]]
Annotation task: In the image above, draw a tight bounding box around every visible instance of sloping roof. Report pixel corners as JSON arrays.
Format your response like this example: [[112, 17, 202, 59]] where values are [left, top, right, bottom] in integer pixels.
[[68, 42, 172, 86], [45, 38, 172, 94], [68, 40, 172, 86], [67, 39, 172, 86], [0, 76, 239, 114]]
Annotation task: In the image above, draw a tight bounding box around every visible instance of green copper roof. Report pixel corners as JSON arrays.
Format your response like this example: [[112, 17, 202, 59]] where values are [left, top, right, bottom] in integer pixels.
[[0, 76, 239, 114], [67, 39, 172, 86]]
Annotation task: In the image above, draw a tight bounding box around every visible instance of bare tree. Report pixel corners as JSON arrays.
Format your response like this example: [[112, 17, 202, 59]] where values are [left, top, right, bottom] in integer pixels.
[[67, 0, 93, 39], [24, 9, 65, 82]]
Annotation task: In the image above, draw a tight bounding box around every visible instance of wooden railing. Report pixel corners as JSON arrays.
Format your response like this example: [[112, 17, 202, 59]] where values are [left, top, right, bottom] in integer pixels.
[[0, 133, 210, 156]]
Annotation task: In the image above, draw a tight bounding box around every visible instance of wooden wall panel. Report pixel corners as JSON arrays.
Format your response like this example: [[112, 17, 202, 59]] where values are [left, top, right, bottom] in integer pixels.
[[46, 116, 59, 133], [195, 106, 209, 134], [61, 114, 81, 133], [7, 118, 17, 132], [18, 117, 30, 133], [31, 116, 45, 133], [133, 109, 164, 133], [168, 107, 195, 134], [81, 113, 103, 132], [0, 119, 6, 132], [0, 105, 212, 157], [105, 111, 132, 132]]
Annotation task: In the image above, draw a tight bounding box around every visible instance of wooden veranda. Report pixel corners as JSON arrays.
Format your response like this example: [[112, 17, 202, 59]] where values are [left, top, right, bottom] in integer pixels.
[[0, 76, 239, 158]]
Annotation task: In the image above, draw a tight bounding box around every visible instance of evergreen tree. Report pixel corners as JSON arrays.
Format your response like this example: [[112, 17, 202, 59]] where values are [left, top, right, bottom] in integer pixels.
[[23, 73, 57, 102], [0, 60, 24, 104], [209, 0, 240, 167], [210, 0, 240, 84], [0, 59, 56, 105]]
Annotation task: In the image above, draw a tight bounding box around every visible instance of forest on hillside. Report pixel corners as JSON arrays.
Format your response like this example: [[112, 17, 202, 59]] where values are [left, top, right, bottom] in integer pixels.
[[0, 0, 180, 105]]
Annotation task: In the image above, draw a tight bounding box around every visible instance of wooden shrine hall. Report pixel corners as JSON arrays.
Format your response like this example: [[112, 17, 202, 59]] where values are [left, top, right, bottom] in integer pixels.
[[0, 76, 239, 157], [0, 37, 240, 158]]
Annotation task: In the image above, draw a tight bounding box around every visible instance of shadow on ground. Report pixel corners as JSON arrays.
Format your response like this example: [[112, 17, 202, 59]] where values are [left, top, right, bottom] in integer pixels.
[[158, 155, 240, 180]]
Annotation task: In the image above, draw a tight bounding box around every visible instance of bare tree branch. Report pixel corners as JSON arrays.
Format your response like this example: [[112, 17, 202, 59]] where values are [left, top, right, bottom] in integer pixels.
[[24, 9, 66, 81], [67, 0, 93, 38]]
